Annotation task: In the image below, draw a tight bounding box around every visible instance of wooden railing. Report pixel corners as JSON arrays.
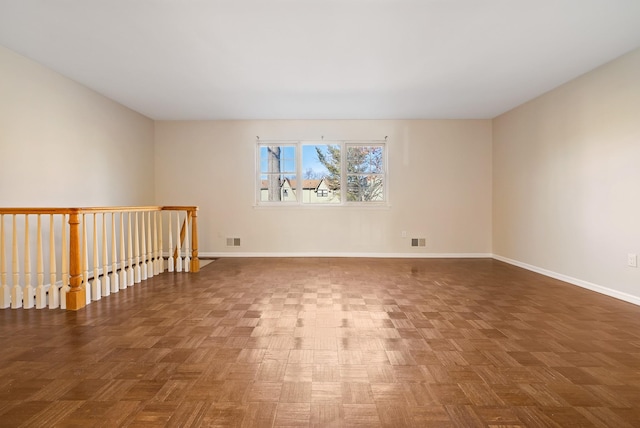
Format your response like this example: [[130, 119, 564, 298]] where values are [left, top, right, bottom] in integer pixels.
[[0, 206, 198, 311]]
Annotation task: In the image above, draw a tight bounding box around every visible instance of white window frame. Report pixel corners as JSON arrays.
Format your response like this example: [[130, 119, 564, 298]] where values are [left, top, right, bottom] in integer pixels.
[[255, 140, 388, 207]]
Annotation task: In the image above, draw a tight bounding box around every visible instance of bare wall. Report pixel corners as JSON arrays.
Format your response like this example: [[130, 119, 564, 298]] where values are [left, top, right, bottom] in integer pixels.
[[0, 45, 155, 207], [493, 48, 640, 302], [154, 119, 492, 256]]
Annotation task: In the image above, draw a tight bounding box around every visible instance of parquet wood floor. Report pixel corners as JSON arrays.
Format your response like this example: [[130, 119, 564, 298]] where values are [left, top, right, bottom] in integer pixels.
[[1, 258, 640, 427]]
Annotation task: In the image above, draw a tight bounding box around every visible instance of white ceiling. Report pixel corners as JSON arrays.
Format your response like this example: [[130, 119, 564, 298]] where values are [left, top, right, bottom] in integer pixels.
[[1, 0, 639, 120]]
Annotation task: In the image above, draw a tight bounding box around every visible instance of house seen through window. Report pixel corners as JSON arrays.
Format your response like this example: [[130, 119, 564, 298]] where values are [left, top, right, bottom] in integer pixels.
[[257, 141, 386, 205]]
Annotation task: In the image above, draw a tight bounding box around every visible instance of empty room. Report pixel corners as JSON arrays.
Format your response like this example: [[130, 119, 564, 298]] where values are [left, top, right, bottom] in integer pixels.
[[1, 1, 640, 427]]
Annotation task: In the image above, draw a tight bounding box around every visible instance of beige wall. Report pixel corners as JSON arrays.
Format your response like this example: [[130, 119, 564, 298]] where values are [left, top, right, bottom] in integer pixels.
[[0, 45, 155, 206], [493, 48, 640, 301], [155, 119, 493, 256]]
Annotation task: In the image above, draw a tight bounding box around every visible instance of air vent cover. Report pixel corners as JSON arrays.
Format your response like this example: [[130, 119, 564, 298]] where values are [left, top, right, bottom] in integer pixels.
[[411, 238, 426, 247], [226, 238, 241, 247]]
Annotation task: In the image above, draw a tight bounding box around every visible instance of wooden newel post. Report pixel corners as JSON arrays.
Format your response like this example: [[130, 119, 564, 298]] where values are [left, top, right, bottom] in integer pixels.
[[66, 212, 86, 310], [190, 209, 199, 272]]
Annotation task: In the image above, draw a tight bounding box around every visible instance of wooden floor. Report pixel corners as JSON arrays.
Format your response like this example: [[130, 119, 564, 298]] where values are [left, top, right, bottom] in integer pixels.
[[1, 258, 640, 427]]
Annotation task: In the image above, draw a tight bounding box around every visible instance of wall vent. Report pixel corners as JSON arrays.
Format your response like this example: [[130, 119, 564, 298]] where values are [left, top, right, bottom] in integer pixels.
[[411, 238, 426, 247], [226, 238, 241, 247]]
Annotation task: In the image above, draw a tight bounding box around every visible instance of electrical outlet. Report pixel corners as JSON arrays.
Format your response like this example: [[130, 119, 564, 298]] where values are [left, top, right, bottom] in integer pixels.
[[628, 253, 637, 268], [401, 231, 407, 238]]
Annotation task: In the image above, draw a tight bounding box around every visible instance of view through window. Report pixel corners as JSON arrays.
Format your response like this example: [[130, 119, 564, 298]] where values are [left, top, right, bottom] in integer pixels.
[[257, 141, 386, 205]]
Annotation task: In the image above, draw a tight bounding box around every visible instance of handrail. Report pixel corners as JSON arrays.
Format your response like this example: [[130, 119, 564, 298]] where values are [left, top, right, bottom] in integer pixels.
[[0, 206, 198, 214], [0, 206, 199, 311]]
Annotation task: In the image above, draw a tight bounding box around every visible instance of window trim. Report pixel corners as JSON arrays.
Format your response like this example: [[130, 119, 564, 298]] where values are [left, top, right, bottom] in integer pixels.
[[255, 139, 388, 207]]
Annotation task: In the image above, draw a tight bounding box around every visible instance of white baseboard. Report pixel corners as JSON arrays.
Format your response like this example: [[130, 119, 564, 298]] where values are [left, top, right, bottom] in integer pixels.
[[492, 254, 640, 307], [200, 251, 493, 259]]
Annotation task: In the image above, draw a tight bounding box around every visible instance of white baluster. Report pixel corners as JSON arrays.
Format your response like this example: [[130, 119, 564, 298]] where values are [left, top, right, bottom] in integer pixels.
[[101, 213, 110, 297], [167, 211, 174, 272], [91, 213, 101, 301], [0, 215, 7, 308], [158, 211, 164, 274], [127, 212, 134, 286], [35, 214, 46, 308], [83, 214, 91, 304], [60, 215, 69, 309], [140, 212, 147, 281], [0, 214, 9, 308], [184, 212, 190, 273], [119, 212, 127, 289], [23, 215, 34, 309], [11, 215, 22, 308], [147, 212, 154, 278], [48, 214, 59, 309], [134, 212, 141, 283], [110, 212, 119, 293], [152, 212, 158, 274], [175, 212, 183, 272]]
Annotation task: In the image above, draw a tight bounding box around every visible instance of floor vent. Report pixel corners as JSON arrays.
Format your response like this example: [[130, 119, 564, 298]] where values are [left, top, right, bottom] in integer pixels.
[[226, 238, 241, 247], [411, 238, 426, 247]]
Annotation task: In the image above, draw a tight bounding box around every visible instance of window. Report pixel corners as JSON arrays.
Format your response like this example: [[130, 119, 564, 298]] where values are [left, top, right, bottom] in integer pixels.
[[346, 145, 385, 202], [258, 145, 296, 202], [302, 143, 341, 204], [257, 140, 386, 206]]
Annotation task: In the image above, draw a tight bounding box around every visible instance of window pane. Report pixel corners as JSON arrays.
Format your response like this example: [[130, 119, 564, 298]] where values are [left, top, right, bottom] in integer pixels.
[[301, 144, 341, 204], [346, 175, 384, 202], [281, 146, 296, 173], [347, 145, 384, 174], [260, 145, 296, 173], [346, 144, 385, 202], [260, 174, 297, 202], [259, 146, 271, 173]]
